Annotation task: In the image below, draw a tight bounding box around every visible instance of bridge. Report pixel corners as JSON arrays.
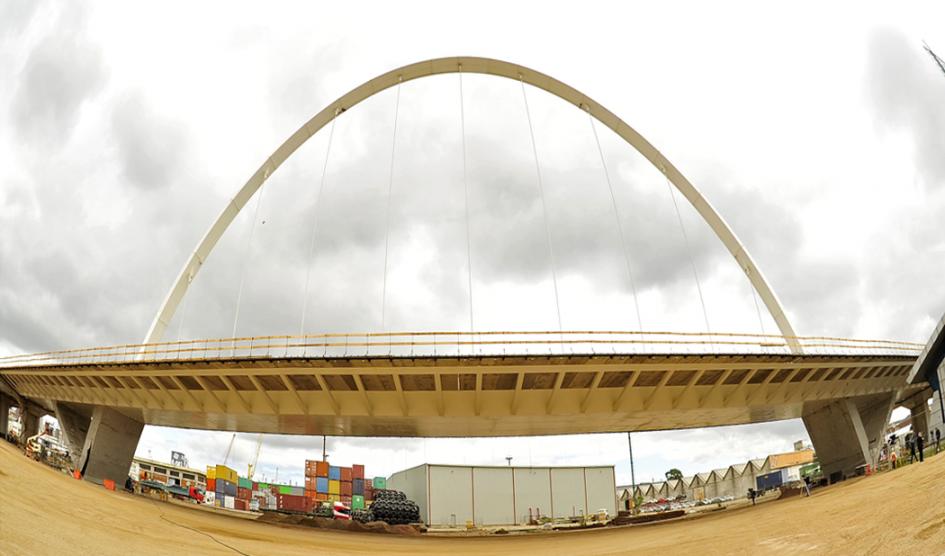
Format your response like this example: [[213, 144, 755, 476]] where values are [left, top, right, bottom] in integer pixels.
[[0, 57, 938, 488]]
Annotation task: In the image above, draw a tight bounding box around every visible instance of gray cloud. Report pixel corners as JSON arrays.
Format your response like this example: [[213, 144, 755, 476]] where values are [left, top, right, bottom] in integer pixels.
[[111, 93, 189, 190], [10, 4, 107, 149], [867, 28, 945, 190]]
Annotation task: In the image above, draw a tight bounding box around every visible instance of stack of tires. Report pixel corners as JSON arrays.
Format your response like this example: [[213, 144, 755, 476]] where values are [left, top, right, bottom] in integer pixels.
[[351, 508, 374, 523], [370, 489, 420, 525]]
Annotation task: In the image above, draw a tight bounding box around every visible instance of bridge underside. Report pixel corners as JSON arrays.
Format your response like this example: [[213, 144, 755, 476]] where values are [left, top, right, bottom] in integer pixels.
[[3, 353, 921, 437]]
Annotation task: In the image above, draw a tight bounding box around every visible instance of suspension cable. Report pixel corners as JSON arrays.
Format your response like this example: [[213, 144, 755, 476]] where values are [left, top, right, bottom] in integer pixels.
[[380, 77, 402, 331], [585, 106, 643, 332], [663, 176, 712, 337], [748, 271, 767, 335], [459, 66, 475, 333], [519, 76, 563, 332], [231, 181, 267, 347], [175, 272, 194, 342], [299, 110, 339, 338]]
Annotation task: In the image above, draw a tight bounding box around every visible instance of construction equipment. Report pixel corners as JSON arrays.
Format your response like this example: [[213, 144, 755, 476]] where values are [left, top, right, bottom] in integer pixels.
[[247, 433, 263, 480], [924, 41, 945, 77], [222, 433, 236, 466]]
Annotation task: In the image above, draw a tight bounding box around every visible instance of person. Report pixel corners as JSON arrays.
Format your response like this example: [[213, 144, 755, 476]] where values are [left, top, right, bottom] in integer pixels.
[[748, 488, 757, 506], [803, 475, 812, 497], [908, 433, 918, 464], [936, 429, 941, 454], [917, 432, 925, 462], [890, 450, 898, 469]]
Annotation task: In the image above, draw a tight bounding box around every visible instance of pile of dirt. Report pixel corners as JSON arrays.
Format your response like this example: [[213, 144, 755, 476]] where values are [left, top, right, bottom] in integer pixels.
[[258, 511, 421, 535]]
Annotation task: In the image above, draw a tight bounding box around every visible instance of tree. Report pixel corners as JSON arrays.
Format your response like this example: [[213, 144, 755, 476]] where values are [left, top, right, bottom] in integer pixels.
[[665, 468, 683, 481]]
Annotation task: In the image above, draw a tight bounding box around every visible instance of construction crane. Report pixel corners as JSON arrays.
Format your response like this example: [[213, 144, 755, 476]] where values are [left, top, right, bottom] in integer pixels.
[[247, 433, 263, 480], [222, 433, 236, 466], [925, 41, 945, 77]]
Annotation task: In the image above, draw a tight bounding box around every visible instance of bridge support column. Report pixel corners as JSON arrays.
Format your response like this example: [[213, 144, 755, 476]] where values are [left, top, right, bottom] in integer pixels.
[[0, 395, 10, 438], [904, 395, 932, 441], [802, 392, 898, 482], [22, 405, 43, 439], [76, 406, 144, 485], [54, 402, 94, 469]]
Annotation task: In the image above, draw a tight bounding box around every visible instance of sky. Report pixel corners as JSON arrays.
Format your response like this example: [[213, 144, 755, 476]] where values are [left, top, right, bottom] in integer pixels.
[[2, 1, 944, 486]]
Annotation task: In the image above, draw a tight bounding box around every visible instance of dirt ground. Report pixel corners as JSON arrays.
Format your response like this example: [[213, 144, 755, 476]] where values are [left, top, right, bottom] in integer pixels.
[[2, 441, 945, 555]]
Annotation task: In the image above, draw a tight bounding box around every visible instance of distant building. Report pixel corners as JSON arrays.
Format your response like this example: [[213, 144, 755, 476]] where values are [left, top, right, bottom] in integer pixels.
[[130, 456, 207, 489], [617, 449, 814, 507]]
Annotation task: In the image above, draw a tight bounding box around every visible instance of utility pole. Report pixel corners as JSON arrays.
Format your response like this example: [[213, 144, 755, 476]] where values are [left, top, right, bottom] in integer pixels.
[[627, 432, 638, 514], [322, 435, 327, 462], [505, 456, 512, 466]]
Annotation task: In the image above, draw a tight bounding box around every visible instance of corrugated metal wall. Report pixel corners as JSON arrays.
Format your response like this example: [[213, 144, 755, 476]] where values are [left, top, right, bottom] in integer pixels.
[[390, 465, 616, 526]]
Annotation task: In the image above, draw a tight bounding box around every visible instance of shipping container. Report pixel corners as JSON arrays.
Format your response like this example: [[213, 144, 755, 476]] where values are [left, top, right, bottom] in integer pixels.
[[352, 464, 365, 480], [340, 481, 352, 496], [326, 494, 338, 502], [238, 487, 251, 500], [276, 493, 315, 513], [769, 449, 814, 470], [315, 492, 327, 501], [372, 477, 387, 489], [756, 471, 783, 491], [329, 480, 340, 494], [316, 477, 329, 493], [305, 460, 319, 477], [352, 495, 365, 510], [340, 467, 353, 482], [257, 482, 269, 490], [341, 496, 352, 506], [329, 466, 341, 481], [278, 485, 293, 495], [352, 478, 364, 495], [316, 461, 329, 477], [215, 465, 238, 484], [235, 499, 248, 511], [207, 478, 216, 492], [238, 477, 252, 490], [252, 482, 258, 491], [224, 495, 236, 509], [304, 489, 318, 499], [206, 466, 216, 480]]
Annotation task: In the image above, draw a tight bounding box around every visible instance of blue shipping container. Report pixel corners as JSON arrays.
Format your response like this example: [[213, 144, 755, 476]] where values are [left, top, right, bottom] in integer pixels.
[[316, 477, 329, 493], [329, 466, 341, 481], [215, 479, 226, 494], [755, 471, 783, 492], [353, 478, 364, 495]]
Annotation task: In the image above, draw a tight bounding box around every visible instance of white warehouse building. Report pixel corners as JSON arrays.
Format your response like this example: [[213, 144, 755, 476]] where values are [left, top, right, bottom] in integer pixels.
[[388, 464, 617, 527]]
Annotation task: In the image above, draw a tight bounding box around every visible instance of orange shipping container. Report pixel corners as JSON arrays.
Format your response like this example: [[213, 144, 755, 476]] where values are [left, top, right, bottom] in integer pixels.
[[315, 461, 329, 477], [340, 481, 352, 496], [352, 464, 365, 480], [340, 467, 353, 482], [315, 492, 327, 501]]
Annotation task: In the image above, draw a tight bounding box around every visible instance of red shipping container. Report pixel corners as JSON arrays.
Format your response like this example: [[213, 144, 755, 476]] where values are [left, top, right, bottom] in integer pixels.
[[340, 467, 353, 482], [315, 492, 327, 501], [235, 499, 248, 511], [304, 489, 318, 499], [315, 461, 329, 477], [340, 481, 352, 496], [207, 478, 216, 492], [305, 460, 319, 477], [252, 482, 258, 491], [352, 464, 365, 480], [238, 487, 252, 500]]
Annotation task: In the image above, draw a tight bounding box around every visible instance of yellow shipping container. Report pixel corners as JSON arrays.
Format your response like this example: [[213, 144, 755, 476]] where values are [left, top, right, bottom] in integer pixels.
[[206, 466, 216, 480], [328, 480, 340, 494], [769, 449, 814, 470], [326, 494, 338, 502], [215, 465, 237, 484]]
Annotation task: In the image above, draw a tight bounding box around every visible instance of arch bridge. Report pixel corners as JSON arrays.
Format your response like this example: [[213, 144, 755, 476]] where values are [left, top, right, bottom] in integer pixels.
[[0, 57, 931, 487]]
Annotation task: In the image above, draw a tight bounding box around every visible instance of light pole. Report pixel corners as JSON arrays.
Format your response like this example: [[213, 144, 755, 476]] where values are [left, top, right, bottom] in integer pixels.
[[506, 456, 513, 466], [627, 432, 637, 514]]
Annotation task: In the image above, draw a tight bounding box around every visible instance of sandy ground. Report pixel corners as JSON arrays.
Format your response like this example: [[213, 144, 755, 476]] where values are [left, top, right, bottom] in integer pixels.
[[2, 441, 945, 555]]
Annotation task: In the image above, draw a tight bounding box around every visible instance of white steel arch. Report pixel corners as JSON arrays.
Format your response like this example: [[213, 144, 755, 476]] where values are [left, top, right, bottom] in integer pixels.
[[144, 57, 802, 353]]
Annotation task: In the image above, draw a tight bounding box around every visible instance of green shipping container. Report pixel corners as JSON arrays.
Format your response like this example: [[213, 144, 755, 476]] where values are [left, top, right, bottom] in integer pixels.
[[257, 483, 269, 490], [278, 486, 293, 495], [352, 495, 365, 510], [238, 477, 252, 489], [372, 477, 387, 489]]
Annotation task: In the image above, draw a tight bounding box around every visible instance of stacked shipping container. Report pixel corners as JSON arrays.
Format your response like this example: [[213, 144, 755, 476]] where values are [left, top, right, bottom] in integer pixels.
[[304, 460, 373, 506]]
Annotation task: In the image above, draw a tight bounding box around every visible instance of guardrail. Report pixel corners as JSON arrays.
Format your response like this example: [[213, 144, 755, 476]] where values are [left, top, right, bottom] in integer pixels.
[[0, 330, 925, 369]]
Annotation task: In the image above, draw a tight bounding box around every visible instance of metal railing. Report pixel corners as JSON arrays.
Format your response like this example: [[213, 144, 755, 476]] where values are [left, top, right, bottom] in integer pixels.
[[0, 330, 924, 369]]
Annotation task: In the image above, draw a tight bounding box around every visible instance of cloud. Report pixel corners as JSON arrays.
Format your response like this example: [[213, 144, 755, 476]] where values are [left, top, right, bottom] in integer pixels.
[[9, 4, 107, 150], [110, 92, 189, 190]]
